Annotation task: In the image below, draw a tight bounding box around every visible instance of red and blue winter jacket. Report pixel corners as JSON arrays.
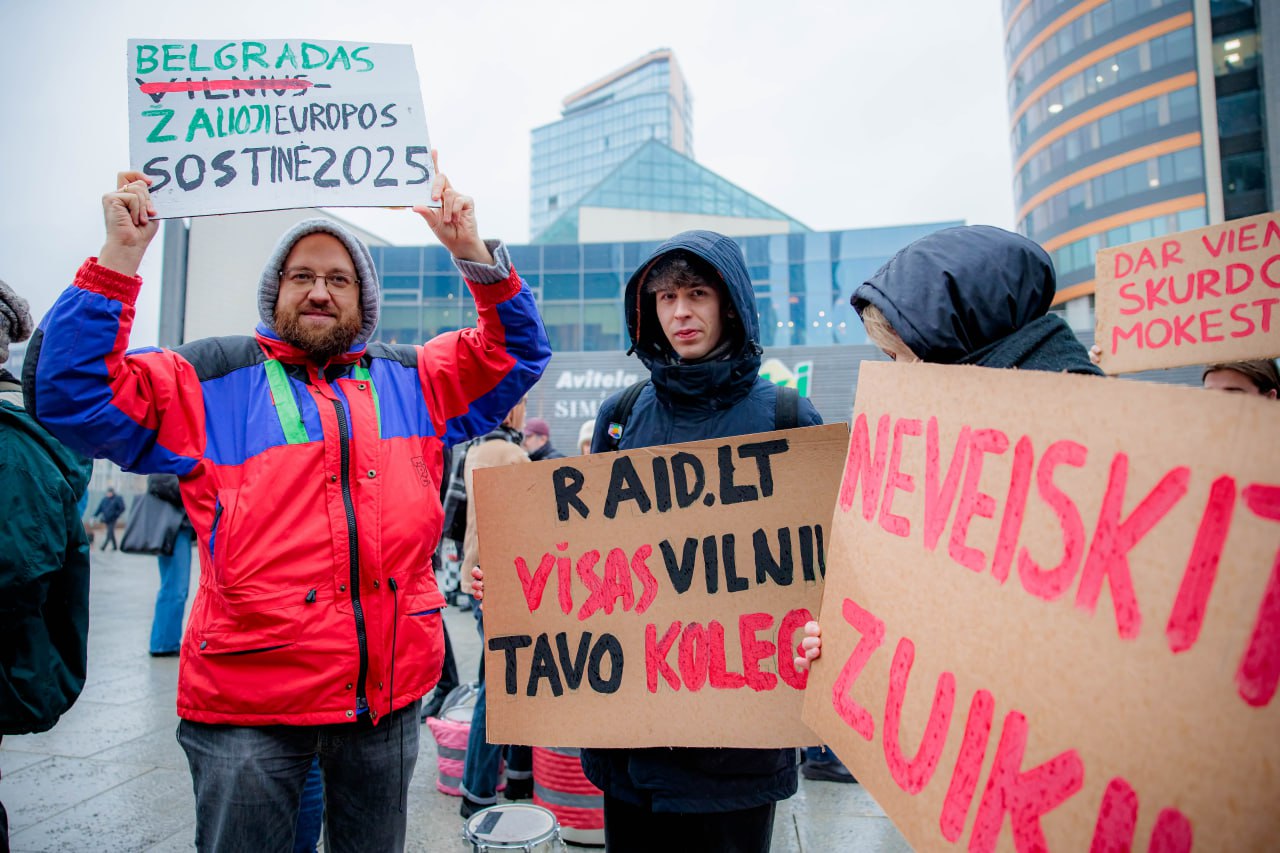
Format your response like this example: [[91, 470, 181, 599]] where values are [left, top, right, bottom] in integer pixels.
[[26, 257, 550, 726]]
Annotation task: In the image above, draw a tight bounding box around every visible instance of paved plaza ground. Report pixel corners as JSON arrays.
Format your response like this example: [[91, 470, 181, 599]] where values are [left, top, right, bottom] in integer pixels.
[[1, 549, 909, 851]]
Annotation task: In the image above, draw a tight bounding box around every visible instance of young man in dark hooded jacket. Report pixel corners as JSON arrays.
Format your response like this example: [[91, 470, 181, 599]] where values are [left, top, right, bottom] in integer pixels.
[[585, 230, 822, 851], [795, 224, 1100, 673]]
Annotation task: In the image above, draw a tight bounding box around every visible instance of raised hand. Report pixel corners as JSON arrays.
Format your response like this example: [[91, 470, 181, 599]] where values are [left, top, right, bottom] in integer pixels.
[[412, 151, 492, 264], [99, 171, 159, 277]]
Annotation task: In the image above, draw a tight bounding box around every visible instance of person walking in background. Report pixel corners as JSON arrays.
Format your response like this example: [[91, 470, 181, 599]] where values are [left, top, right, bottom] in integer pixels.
[[145, 473, 193, 658], [24, 161, 549, 853], [0, 280, 93, 853], [576, 419, 594, 456], [93, 487, 126, 551], [520, 416, 563, 461]]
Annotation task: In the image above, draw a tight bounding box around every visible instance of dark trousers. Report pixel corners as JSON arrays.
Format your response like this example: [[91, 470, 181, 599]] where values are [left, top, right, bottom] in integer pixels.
[[177, 700, 419, 853], [603, 795, 776, 853], [101, 520, 118, 550]]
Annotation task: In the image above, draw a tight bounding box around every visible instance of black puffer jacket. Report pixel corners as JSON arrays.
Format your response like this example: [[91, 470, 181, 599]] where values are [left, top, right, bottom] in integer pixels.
[[852, 224, 1101, 374], [584, 230, 820, 813]]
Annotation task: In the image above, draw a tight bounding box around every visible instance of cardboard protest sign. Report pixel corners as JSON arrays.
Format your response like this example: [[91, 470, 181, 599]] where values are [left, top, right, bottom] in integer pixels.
[[127, 39, 433, 217], [1094, 211, 1280, 373], [474, 424, 848, 747], [802, 362, 1279, 852]]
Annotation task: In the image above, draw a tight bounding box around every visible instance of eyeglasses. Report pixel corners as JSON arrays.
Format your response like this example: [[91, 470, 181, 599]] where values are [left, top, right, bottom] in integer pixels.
[[279, 268, 359, 291]]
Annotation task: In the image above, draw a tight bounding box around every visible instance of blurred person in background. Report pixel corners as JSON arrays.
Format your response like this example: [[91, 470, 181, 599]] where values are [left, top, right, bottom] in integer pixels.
[[520, 416, 563, 461], [93, 487, 126, 551]]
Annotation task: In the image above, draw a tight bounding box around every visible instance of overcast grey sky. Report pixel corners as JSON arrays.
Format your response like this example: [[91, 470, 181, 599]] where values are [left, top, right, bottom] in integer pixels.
[[1, 0, 1015, 346]]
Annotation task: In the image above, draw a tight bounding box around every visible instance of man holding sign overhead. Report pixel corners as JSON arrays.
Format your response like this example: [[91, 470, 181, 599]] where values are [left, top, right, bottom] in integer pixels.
[[24, 158, 549, 852]]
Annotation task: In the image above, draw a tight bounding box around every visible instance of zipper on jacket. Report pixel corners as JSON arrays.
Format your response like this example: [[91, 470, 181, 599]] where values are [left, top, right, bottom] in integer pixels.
[[331, 396, 370, 712]]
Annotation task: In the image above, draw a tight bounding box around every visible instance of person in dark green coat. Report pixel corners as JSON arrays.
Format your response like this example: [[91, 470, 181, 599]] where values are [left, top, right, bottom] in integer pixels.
[[0, 279, 92, 851]]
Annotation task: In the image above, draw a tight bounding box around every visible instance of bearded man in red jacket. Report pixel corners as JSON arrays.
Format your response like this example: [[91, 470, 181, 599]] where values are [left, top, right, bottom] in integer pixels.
[[24, 161, 550, 852]]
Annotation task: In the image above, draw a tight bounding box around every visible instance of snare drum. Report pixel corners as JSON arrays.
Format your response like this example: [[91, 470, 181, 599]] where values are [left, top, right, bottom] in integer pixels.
[[463, 803, 565, 853]]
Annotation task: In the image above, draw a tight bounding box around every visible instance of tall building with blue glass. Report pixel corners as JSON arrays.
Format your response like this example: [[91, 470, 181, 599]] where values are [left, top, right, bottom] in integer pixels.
[[1004, 0, 1274, 327], [530, 49, 694, 242]]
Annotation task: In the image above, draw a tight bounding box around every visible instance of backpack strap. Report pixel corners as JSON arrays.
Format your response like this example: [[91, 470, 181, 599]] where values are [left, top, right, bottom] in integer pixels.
[[604, 380, 650, 450], [774, 385, 800, 431]]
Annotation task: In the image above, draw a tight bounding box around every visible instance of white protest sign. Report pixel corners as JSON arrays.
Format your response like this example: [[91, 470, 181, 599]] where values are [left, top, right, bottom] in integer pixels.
[[127, 39, 434, 217]]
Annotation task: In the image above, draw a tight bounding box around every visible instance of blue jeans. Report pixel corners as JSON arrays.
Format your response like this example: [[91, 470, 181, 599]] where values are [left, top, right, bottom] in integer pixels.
[[460, 609, 530, 803], [805, 745, 844, 764], [292, 756, 324, 853], [150, 527, 192, 653], [177, 699, 419, 853]]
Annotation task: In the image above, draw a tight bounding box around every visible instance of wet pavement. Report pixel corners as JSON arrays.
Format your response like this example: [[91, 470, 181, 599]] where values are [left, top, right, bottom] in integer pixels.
[[0, 548, 908, 851]]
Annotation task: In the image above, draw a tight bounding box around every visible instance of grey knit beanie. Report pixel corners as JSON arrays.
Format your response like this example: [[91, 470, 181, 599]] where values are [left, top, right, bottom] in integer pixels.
[[259, 218, 380, 344], [0, 278, 34, 365]]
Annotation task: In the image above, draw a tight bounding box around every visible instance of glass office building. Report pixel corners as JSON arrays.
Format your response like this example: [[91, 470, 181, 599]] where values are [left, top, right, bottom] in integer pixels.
[[530, 49, 694, 242], [1003, 0, 1271, 319], [369, 222, 960, 353], [534, 139, 808, 245]]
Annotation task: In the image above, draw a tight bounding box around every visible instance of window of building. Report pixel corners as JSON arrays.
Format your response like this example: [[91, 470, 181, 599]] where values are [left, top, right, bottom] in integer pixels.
[[1216, 90, 1261, 136], [1212, 31, 1260, 76], [1222, 151, 1266, 194]]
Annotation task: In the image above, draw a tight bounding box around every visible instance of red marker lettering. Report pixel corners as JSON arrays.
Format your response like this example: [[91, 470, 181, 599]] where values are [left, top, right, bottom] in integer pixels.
[[1237, 484, 1280, 707], [1166, 476, 1236, 654], [879, 417, 922, 538], [631, 544, 658, 614], [708, 620, 747, 689], [777, 607, 814, 690], [832, 597, 886, 740], [839, 413, 890, 518], [1088, 777, 1138, 853], [949, 429, 1009, 573], [939, 689, 994, 843], [1077, 455, 1189, 639], [969, 711, 1084, 853], [1148, 808, 1193, 853], [924, 419, 972, 551], [515, 551, 557, 612], [991, 436, 1034, 584], [575, 549, 605, 620], [677, 622, 708, 691], [740, 612, 777, 692], [1019, 440, 1088, 602], [601, 547, 635, 614], [645, 621, 682, 692], [882, 638, 955, 795]]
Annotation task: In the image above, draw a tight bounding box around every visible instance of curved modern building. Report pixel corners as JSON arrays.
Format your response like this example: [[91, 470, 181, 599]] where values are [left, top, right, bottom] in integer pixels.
[[1003, 0, 1274, 325]]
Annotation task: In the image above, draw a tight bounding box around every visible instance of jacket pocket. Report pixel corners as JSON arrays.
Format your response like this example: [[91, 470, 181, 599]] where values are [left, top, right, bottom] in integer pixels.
[[404, 588, 447, 617], [196, 605, 303, 656]]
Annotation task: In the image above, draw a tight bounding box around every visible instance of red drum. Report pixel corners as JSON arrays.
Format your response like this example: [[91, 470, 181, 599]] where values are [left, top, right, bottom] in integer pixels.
[[532, 747, 604, 847]]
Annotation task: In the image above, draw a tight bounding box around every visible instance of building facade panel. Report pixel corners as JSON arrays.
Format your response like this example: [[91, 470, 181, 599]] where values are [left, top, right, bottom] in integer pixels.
[[1004, 0, 1270, 312]]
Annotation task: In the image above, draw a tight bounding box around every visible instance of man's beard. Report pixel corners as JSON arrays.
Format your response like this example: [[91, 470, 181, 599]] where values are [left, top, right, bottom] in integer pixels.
[[275, 302, 362, 363]]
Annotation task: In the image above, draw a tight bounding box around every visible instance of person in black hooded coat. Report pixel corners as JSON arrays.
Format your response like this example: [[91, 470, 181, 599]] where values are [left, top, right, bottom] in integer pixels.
[[795, 225, 1100, 677], [583, 230, 821, 851], [851, 224, 1102, 374]]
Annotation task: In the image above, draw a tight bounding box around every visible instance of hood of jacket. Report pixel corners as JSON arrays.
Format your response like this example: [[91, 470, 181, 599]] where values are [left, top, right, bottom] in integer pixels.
[[625, 230, 761, 407], [258, 218, 381, 346], [851, 225, 1057, 364]]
